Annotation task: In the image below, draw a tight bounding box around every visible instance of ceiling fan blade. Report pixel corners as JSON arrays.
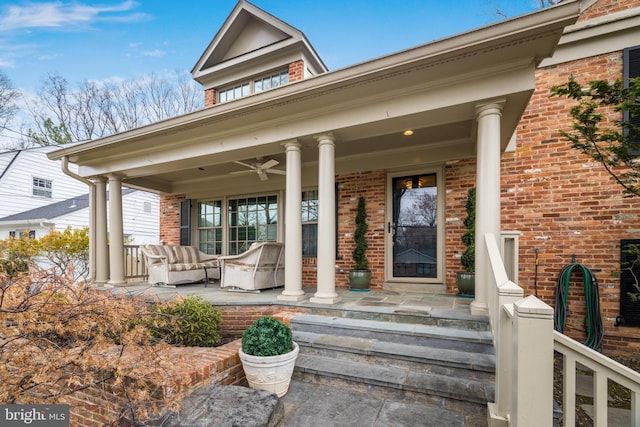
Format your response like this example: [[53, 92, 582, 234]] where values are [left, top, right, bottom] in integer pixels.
[[260, 159, 279, 169], [229, 170, 254, 175], [257, 170, 269, 181], [233, 160, 257, 170], [266, 169, 286, 175]]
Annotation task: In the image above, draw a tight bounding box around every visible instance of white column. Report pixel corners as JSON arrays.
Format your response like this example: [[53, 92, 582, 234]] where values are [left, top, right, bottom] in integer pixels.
[[107, 174, 126, 286], [94, 177, 109, 285], [87, 183, 96, 283], [310, 134, 341, 304], [471, 100, 504, 316], [279, 141, 306, 301]]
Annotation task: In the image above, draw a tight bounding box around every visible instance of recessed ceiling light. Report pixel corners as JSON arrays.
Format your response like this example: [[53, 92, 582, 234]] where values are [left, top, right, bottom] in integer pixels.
[[403, 130, 414, 136]]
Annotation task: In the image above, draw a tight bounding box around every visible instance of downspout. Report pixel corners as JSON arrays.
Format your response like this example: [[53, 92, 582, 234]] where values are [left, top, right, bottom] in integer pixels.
[[61, 156, 97, 283]]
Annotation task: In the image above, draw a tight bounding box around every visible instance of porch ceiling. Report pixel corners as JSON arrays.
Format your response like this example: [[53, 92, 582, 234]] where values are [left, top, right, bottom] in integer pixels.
[[48, 2, 580, 197]]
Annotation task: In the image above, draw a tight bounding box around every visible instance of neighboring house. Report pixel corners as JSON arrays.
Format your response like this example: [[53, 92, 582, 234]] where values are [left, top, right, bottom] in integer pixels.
[[0, 145, 159, 244], [47, 0, 640, 356]]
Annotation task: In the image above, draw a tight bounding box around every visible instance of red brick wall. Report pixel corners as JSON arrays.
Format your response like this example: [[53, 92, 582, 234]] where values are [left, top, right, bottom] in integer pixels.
[[204, 88, 216, 107], [498, 50, 640, 353], [159, 194, 185, 245], [445, 159, 477, 294], [336, 171, 386, 289], [288, 60, 305, 83], [64, 339, 245, 427], [578, 0, 638, 21]]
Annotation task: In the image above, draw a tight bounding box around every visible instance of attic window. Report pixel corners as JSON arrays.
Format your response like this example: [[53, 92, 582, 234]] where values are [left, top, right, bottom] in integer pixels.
[[217, 69, 289, 104]]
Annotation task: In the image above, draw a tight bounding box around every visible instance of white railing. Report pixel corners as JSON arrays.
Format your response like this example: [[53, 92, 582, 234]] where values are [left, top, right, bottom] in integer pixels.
[[485, 232, 640, 427], [554, 331, 640, 426]]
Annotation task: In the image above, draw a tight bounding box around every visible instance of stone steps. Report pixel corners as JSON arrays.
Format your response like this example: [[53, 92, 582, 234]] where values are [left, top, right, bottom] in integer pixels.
[[289, 312, 495, 423]]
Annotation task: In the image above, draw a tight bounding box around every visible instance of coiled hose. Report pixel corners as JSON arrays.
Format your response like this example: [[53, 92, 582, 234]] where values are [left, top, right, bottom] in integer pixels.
[[554, 260, 604, 351]]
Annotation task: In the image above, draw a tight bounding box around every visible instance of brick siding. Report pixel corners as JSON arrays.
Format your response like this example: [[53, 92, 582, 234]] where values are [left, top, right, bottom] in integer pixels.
[[288, 60, 305, 82], [578, 0, 638, 21], [498, 50, 640, 353], [159, 194, 185, 245], [204, 88, 216, 107]]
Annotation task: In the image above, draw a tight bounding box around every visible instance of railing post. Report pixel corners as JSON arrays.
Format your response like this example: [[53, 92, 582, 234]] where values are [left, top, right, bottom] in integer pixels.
[[513, 296, 554, 427], [488, 281, 524, 427]]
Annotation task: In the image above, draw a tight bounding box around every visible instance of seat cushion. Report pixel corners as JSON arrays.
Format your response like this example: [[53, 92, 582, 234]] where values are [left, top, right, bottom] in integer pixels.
[[168, 262, 216, 272], [172, 246, 200, 263]]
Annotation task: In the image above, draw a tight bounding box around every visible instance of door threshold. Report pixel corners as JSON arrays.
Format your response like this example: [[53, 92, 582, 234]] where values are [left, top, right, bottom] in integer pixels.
[[382, 282, 447, 294]]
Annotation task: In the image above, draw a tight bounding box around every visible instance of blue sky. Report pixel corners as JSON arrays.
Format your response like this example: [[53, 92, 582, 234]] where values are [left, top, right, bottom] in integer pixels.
[[0, 0, 542, 94]]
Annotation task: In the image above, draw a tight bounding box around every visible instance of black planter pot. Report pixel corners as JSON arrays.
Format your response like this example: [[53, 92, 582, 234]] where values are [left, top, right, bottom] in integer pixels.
[[349, 270, 371, 291], [456, 271, 475, 297]]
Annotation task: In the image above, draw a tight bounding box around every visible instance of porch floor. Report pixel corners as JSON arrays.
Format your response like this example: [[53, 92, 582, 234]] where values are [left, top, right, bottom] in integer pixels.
[[115, 281, 481, 322]]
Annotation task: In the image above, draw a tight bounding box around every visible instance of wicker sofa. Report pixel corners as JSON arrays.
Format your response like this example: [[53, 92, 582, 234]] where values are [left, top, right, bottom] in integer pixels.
[[218, 242, 284, 292], [140, 244, 219, 286]]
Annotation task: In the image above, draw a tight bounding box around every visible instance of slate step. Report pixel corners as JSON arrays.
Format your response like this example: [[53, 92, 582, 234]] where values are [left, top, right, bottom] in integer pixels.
[[304, 303, 491, 332], [290, 314, 494, 355], [294, 354, 495, 405], [293, 330, 495, 381]]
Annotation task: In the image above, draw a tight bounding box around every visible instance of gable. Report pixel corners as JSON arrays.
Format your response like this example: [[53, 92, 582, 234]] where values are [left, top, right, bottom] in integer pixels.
[[203, 11, 290, 69], [192, 0, 326, 87]]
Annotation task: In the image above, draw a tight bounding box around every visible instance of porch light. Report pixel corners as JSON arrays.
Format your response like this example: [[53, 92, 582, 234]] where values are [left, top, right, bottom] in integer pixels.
[[403, 129, 414, 136]]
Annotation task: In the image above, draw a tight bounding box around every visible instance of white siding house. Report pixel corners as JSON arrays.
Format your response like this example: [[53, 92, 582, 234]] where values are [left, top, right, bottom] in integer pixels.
[[0, 146, 159, 244]]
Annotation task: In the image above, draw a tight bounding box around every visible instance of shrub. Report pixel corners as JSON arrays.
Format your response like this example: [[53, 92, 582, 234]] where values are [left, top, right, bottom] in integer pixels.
[[0, 273, 191, 423], [352, 196, 369, 270], [148, 296, 222, 347], [461, 187, 476, 273], [241, 316, 293, 357]]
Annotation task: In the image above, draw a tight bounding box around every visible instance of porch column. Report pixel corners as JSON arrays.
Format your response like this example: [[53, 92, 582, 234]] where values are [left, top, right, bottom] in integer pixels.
[[310, 133, 341, 304], [94, 177, 109, 285], [278, 141, 306, 301], [107, 174, 126, 286], [471, 100, 504, 316]]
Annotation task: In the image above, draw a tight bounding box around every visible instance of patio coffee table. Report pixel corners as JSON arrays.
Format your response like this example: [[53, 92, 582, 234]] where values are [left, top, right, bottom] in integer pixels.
[[204, 265, 220, 288]]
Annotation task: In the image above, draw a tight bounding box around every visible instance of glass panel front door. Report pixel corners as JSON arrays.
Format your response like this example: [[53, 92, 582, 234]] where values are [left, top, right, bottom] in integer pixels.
[[391, 174, 438, 279]]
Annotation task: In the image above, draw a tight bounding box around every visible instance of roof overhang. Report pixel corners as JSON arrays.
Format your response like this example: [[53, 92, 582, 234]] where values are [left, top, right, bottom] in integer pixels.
[[49, 1, 580, 197]]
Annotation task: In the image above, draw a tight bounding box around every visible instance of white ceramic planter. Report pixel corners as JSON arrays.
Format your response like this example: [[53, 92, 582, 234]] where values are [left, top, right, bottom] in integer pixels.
[[239, 342, 299, 397]]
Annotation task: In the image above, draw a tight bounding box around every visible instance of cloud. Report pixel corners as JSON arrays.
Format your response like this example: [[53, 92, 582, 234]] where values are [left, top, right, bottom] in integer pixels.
[[0, 1, 149, 32], [0, 58, 15, 68], [37, 52, 63, 61], [142, 49, 165, 58]]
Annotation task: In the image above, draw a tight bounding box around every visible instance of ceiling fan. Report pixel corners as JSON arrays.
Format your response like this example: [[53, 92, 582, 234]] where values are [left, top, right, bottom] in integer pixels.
[[230, 157, 286, 181]]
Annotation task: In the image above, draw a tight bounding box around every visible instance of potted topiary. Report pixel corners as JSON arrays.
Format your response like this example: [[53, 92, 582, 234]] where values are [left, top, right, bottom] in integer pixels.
[[457, 187, 475, 296], [239, 316, 299, 397], [349, 196, 372, 291]]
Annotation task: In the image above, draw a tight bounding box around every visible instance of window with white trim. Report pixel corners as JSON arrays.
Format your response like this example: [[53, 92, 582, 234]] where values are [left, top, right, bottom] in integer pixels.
[[217, 70, 289, 103], [33, 177, 52, 198], [228, 195, 278, 255], [301, 190, 318, 257], [197, 200, 223, 255]]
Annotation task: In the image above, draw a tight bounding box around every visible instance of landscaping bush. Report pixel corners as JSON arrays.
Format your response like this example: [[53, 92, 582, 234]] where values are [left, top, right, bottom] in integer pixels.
[[148, 296, 222, 347], [0, 272, 192, 423], [241, 316, 293, 357]]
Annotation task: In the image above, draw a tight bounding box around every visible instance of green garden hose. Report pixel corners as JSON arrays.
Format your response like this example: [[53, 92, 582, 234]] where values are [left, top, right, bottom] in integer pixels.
[[554, 259, 604, 351]]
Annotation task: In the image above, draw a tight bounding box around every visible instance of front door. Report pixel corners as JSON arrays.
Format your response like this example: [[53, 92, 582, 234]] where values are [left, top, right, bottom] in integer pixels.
[[387, 171, 442, 282]]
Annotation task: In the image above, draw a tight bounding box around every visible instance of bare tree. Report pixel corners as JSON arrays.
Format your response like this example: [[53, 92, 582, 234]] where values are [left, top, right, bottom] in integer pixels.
[[0, 72, 20, 135], [26, 70, 203, 146]]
